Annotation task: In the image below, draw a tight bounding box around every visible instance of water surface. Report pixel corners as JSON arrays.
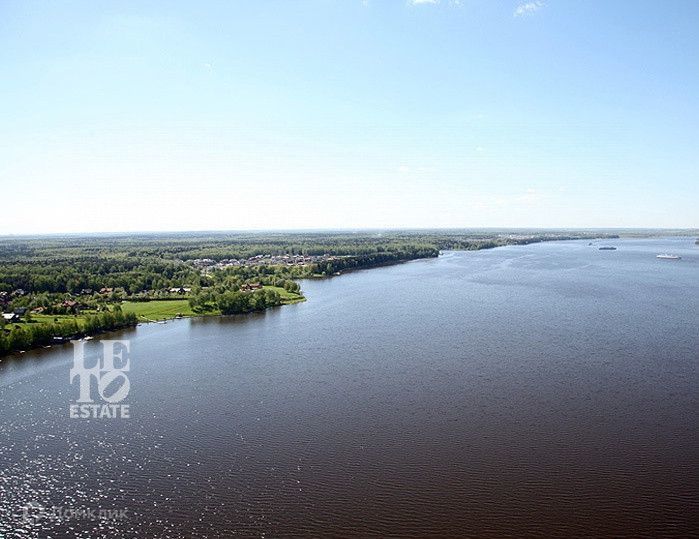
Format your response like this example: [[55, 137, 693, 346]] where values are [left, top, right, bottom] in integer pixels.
[[1, 238, 697, 537]]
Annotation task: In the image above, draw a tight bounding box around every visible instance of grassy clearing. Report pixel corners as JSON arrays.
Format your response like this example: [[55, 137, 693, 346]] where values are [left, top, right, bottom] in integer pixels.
[[11, 312, 97, 330], [121, 300, 195, 321], [27, 313, 92, 325], [264, 286, 306, 304]]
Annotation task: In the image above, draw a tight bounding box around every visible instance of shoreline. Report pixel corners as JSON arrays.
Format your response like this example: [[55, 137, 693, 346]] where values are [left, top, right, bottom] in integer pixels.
[[0, 233, 637, 359]]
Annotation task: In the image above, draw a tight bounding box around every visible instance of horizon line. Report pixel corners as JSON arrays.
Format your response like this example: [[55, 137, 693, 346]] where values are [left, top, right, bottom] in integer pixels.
[[1, 226, 698, 240]]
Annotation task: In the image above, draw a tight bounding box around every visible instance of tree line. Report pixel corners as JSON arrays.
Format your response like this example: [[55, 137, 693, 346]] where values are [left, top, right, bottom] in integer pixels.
[[0, 309, 138, 355]]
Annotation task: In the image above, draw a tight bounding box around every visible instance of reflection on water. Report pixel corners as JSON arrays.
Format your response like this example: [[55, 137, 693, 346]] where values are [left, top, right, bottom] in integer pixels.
[[1, 238, 698, 537]]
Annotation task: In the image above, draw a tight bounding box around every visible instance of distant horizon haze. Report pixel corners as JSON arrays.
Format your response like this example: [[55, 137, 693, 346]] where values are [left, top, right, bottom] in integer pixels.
[[0, 226, 697, 240]]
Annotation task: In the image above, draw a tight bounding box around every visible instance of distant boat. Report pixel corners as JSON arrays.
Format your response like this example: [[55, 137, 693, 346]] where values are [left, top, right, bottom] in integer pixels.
[[656, 254, 681, 260], [599, 246, 617, 250]]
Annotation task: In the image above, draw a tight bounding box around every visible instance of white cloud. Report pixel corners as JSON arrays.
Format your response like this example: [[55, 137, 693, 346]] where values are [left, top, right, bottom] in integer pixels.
[[514, 1, 544, 17], [407, 0, 464, 7]]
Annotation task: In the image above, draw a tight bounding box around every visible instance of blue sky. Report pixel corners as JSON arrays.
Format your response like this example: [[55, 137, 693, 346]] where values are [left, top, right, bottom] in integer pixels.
[[1, 0, 697, 233]]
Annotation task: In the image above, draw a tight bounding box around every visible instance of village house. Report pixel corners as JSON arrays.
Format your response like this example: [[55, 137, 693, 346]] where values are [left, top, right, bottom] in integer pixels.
[[239, 282, 263, 292], [2, 312, 20, 323], [167, 287, 191, 295], [62, 300, 79, 313]]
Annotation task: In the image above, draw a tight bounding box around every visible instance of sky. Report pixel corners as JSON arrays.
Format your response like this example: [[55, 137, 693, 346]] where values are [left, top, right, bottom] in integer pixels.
[[1, 0, 698, 234]]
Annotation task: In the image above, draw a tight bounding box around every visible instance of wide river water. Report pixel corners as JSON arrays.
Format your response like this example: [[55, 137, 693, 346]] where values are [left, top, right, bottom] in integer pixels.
[[1, 237, 697, 537]]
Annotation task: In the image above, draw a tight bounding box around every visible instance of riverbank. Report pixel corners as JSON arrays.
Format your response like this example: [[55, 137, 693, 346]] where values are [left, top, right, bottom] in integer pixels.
[[0, 231, 634, 357], [0, 309, 139, 357]]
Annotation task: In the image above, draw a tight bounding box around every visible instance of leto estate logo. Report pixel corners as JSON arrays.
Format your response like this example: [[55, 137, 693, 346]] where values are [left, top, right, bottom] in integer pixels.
[[69, 339, 131, 419]]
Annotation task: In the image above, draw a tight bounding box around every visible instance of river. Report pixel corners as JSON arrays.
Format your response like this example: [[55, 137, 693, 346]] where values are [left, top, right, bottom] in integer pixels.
[[1, 237, 697, 537]]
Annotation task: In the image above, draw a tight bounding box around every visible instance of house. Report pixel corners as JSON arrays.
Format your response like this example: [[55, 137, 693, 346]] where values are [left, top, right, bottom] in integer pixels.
[[168, 287, 191, 294], [239, 282, 263, 292], [2, 313, 19, 323], [80, 288, 93, 295], [31, 306, 45, 314], [62, 300, 79, 313], [11, 289, 26, 297], [13, 307, 27, 315], [99, 287, 114, 294]]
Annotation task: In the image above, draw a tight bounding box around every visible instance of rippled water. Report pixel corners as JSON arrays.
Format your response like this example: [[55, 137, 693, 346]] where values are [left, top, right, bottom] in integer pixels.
[[1, 238, 698, 537]]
